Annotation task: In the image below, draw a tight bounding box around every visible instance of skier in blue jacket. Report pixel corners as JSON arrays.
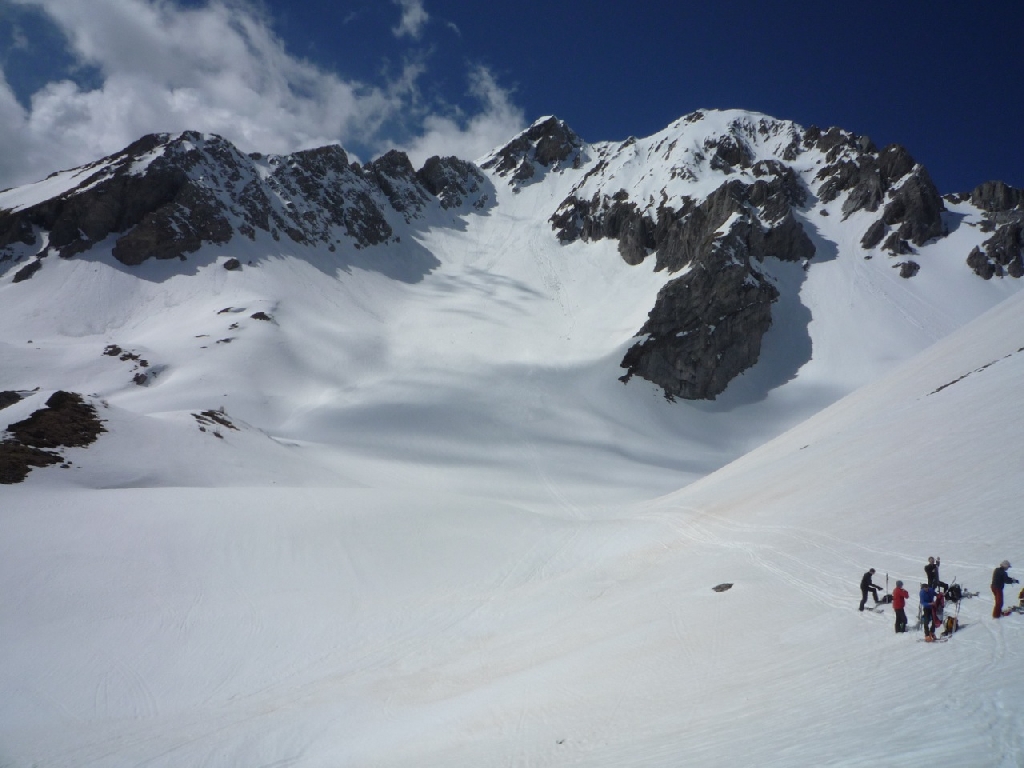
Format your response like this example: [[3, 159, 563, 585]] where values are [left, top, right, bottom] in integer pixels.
[[920, 583, 937, 641]]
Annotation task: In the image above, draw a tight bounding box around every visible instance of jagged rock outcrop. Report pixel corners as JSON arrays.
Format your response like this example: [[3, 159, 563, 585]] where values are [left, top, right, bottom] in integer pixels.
[[0, 132, 492, 269], [968, 220, 1024, 279], [416, 156, 490, 210], [809, 128, 945, 253], [480, 116, 584, 185], [971, 180, 1024, 213], [965, 181, 1024, 279]]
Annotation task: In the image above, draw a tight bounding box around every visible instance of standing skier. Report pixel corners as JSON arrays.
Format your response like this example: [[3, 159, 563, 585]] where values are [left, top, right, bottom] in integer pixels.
[[920, 583, 937, 641], [924, 556, 947, 590], [859, 568, 882, 611], [892, 580, 910, 633], [991, 561, 1019, 618]]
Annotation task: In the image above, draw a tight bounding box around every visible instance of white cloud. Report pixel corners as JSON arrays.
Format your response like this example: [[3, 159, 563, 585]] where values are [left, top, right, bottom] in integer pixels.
[[391, 0, 429, 40], [0, 0, 523, 189], [396, 67, 525, 167]]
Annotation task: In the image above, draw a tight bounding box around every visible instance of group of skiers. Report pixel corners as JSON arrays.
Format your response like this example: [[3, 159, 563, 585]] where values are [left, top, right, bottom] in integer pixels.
[[859, 557, 1021, 641]]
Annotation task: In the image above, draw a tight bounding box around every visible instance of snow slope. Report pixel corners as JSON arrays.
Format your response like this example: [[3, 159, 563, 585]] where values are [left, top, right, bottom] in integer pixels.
[[3, 270, 1024, 768], [2, 110, 1023, 765]]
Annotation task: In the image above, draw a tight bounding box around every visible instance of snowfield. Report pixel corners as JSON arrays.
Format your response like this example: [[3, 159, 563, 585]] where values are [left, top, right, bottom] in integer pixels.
[[2, 111, 1023, 766]]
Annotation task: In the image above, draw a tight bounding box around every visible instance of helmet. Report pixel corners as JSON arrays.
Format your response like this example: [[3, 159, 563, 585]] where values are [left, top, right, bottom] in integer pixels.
[[1001, 560, 1012, 569], [896, 580, 903, 587]]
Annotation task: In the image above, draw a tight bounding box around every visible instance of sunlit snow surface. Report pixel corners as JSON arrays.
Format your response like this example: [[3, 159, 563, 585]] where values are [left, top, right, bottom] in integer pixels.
[[2, 112, 1023, 766]]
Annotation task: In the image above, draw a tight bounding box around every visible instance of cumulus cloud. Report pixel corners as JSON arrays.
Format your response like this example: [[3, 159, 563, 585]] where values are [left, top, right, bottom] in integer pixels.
[[391, 0, 429, 40], [0, 0, 523, 188]]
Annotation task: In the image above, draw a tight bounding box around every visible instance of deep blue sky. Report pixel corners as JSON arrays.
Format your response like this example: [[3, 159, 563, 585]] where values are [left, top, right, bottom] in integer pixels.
[[285, 0, 1024, 193], [0, 0, 1021, 193], [270, 0, 1023, 193]]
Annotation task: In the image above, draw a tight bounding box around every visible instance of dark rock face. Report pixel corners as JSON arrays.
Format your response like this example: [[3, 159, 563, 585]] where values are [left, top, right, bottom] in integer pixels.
[[620, 247, 780, 400], [812, 132, 945, 252], [971, 180, 1024, 212], [880, 167, 945, 246], [553, 155, 814, 399], [366, 150, 431, 217], [861, 219, 886, 249], [968, 221, 1024, 279], [553, 171, 811, 274], [481, 116, 584, 185], [416, 156, 490, 210], [964, 182, 1024, 279], [0, 132, 490, 269], [0, 391, 105, 483]]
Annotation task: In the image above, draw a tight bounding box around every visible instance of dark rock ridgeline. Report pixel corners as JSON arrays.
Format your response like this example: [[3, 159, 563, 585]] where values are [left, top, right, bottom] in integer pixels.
[[0, 132, 492, 271], [965, 181, 1024, 279], [808, 127, 945, 254], [552, 152, 814, 400], [0, 391, 105, 483], [480, 116, 584, 185]]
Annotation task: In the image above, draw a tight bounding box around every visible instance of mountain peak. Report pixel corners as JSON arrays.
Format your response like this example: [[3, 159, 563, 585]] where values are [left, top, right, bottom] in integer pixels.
[[480, 115, 584, 184]]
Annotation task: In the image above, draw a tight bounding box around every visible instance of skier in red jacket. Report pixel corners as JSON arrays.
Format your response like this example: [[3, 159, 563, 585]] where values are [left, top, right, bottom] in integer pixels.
[[892, 580, 910, 633]]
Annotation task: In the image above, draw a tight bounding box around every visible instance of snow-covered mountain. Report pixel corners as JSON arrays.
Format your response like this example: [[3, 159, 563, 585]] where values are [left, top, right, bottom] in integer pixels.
[[2, 108, 1022, 494], [2, 110, 1024, 766]]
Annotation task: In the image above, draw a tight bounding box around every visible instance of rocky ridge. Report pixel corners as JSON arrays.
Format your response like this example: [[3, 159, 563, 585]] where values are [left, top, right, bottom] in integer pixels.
[[478, 111, 1015, 400], [0, 132, 492, 272], [2, 110, 1022, 404]]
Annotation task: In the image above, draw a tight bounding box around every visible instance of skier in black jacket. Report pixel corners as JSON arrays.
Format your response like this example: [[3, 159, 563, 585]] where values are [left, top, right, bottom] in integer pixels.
[[992, 561, 1019, 618], [924, 556, 947, 590], [859, 568, 882, 611]]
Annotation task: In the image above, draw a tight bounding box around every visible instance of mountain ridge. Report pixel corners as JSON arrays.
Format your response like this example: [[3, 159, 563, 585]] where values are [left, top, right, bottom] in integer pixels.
[[1, 108, 1023, 487]]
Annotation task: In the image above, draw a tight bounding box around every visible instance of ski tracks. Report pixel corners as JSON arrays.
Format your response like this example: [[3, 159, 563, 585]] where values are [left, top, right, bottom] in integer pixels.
[[93, 658, 160, 721]]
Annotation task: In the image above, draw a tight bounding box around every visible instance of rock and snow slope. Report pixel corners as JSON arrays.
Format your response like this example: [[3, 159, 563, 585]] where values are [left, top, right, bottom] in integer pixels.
[[1, 110, 1024, 766], [2, 109, 1022, 499]]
